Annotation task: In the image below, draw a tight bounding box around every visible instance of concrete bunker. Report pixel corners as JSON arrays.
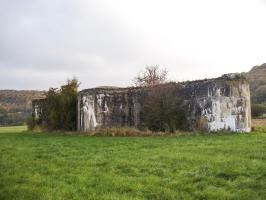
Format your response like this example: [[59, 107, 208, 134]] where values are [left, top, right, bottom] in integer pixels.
[[77, 74, 251, 132]]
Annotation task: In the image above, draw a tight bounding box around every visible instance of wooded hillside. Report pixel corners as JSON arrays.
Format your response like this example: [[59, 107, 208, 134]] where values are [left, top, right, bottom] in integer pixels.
[[0, 90, 45, 126], [245, 63, 266, 117]]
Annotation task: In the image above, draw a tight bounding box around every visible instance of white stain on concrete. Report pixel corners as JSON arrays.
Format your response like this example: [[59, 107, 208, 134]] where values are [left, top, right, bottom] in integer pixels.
[[82, 95, 98, 131], [97, 94, 105, 106], [205, 98, 237, 131], [202, 83, 251, 132], [103, 101, 109, 113], [34, 105, 40, 119]]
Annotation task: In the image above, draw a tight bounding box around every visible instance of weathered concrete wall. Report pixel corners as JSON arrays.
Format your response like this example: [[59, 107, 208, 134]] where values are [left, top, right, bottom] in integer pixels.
[[77, 74, 251, 132], [77, 87, 146, 131], [181, 76, 251, 132]]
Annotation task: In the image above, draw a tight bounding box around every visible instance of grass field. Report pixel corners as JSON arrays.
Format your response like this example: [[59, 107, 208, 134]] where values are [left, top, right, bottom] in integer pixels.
[[0, 127, 266, 200]]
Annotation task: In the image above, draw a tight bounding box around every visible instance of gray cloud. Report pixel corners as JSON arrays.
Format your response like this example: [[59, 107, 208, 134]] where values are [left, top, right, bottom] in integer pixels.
[[0, 0, 266, 90], [0, 0, 148, 89]]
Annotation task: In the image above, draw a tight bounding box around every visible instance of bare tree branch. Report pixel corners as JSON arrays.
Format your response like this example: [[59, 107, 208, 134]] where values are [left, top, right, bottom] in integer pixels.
[[133, 65, 168, 87]]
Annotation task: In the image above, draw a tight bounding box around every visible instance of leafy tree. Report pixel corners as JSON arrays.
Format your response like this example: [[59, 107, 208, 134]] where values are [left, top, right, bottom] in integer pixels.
[[29, 78, 79, 131], [60, 79, 79, 130], [252, 85, 266, 104], [142, 83, 188, 132], [251, 103, 266, 117], [133, 65, 167, 87], [46, 88, 61, 130], [0, 108, 8, 125]]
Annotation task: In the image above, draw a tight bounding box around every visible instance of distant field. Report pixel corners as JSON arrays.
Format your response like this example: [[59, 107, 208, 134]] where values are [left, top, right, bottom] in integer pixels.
[[0, 125, 27, 133], [0, 127, 266, 199]]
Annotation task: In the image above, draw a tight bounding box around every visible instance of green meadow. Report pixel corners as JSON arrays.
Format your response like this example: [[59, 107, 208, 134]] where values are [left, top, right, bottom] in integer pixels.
[[0, 126, 266, 200]]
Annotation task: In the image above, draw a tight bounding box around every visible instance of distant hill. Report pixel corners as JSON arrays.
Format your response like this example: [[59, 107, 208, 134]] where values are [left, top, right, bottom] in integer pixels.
[[246, 63, 266, 81], [245, 63, 266, 102], [0, 90, 45, 126], [245, 63, 266, 91], [244, 63, 266, 117]]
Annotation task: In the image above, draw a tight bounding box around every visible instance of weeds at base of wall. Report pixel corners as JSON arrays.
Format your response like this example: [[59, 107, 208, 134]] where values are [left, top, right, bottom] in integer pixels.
[[27, 125, 43, 132], [27, 125, 254, 136], [251, 126, 266, 133], [67, 127, 245, 137], [62, 127, 192, 136], [87, 127, 165, 137], [27, 125, 73, 134]]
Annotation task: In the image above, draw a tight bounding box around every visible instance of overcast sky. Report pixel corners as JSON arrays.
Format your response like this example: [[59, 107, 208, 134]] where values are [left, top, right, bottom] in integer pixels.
[[0, 0, 266, 90]]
